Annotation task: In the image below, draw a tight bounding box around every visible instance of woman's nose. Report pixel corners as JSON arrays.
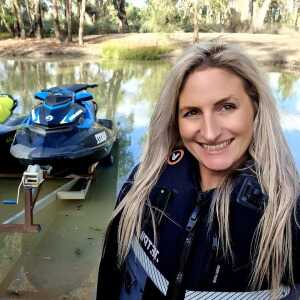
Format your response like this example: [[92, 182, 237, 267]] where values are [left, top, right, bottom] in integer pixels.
[[201, 114, 221, 142]]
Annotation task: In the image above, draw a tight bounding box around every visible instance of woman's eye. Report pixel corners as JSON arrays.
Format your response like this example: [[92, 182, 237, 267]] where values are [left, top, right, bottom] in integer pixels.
[[183, 109, 199, 117], [220, 103, 236, 112]]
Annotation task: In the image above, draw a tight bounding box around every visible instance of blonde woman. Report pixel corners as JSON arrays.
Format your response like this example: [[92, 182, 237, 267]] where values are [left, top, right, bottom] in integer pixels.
[[96, 42, 300, 300]]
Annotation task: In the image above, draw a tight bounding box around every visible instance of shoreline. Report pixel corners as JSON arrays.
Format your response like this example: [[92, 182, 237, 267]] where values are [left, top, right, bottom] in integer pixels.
[[1, 32, 300, 70]]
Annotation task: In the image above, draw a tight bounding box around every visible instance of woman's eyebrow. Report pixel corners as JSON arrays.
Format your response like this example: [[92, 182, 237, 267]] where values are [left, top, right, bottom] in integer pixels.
[[213, 96, 236, 106], [178, 105, 200, 113]]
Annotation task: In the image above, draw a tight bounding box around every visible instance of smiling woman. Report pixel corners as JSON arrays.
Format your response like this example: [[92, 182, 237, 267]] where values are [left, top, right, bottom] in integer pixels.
[[178, 68, 256, 191], [97, 42, 300, 300]]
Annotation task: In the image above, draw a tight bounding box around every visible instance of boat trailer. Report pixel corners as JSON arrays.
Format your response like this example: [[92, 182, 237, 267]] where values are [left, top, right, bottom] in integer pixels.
[[0, 164, 97, 233]]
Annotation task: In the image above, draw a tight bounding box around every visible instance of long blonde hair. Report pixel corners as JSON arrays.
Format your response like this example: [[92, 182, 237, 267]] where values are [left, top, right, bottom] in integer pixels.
[[113, 42, 300, 292]]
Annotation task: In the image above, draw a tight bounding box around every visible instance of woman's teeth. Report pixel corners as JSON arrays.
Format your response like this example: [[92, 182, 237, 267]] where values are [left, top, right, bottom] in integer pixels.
[[201, 139, 232, 151]]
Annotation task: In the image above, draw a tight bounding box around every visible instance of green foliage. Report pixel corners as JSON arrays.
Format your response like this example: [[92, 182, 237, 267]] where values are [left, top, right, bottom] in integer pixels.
[[177, 0, 231, 33], [41, 19, 55, 37], [100, 41, 174, 60], [140, 0, 180, 32], [94, 4, 119, 34], [0, 3, 15, 33], [86, 18, 119, 34], [0, 32, 11, 39], [126, 4, 143, 32]]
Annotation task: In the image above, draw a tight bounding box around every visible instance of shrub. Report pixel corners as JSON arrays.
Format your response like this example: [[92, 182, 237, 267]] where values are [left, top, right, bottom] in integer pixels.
[[0, 32, 12, 40], [100, 40, 174, 60]]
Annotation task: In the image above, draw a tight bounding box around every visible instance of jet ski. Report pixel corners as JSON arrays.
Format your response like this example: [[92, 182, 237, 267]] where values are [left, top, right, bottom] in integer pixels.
[[10, 84, 117, 176], [0, 94, 25, 173]]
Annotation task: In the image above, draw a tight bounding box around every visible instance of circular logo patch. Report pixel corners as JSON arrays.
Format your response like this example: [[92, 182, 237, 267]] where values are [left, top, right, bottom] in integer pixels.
[[167, 149, 184, 165]]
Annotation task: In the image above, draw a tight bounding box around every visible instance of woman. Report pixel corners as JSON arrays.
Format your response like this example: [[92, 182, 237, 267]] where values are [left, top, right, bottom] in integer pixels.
[[97, 42, 300, 300]]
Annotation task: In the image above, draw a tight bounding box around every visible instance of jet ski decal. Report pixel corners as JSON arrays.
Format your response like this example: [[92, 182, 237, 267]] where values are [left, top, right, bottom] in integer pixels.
[[95, 131, 107, 144]]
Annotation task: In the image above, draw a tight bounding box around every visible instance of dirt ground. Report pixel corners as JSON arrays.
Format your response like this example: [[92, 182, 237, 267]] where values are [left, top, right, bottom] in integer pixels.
[[0, 32, 300, 70]]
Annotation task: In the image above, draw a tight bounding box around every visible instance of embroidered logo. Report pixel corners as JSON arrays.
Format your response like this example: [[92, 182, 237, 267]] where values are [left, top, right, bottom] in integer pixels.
[[167, 149, 184, 165]]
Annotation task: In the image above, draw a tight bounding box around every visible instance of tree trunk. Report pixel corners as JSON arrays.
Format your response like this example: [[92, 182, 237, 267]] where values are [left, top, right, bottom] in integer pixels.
[[66, 0, 72, 42], [12, 5, 21, 38], [251, 0, 272, 32], [25, 0, 33, 27], [77, 0, 81, 19], [236, 0, 251, 22], [35, 0, 43, 39], [13, 0, 26, 39], [295, 3, 300, 29], [52, 0, 62, 41], [0, 5, 14, 35], [192, 3, 199, 43], [78, 0, 86, 46], [295, 9, 300, 29], [112, 0, 129, 33], [30, 0, 43, 38]]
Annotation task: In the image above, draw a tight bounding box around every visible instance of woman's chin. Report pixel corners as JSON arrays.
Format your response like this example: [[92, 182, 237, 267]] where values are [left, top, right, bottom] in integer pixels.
[[200, 160, 235, 174]]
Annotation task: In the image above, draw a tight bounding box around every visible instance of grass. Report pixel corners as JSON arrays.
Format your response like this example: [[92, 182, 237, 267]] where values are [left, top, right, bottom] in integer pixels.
[[0, 32, 12, 40], [99, 33, 176, 60]]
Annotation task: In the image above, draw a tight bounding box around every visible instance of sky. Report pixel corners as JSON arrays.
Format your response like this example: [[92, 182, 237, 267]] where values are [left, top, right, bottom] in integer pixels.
[[128, 0, 146, 8]]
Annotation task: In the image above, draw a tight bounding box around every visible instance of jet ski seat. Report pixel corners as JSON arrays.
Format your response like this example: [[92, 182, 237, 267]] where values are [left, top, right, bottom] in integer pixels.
[[45, 93, 73, 106], [0, 95, 15, 123]]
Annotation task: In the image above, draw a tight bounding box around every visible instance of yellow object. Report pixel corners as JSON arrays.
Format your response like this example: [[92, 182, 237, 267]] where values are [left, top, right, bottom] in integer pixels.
[[0, 95, 14, 123]]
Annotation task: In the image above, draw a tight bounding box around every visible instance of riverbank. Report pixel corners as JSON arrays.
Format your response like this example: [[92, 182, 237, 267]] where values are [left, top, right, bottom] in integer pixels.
[[1, 32, 300, 69]]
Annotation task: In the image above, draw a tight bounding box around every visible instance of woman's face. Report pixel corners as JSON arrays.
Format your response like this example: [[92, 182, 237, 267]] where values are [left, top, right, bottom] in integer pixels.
[[178, 67, 255, 188]]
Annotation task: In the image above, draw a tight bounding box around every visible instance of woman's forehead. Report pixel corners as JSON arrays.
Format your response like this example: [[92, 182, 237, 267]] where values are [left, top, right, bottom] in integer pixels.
[[178, 68, 248, 107]]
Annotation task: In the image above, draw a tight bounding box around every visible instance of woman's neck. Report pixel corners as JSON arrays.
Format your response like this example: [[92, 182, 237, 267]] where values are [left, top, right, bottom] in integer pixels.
[[199, 166, 227, 192]]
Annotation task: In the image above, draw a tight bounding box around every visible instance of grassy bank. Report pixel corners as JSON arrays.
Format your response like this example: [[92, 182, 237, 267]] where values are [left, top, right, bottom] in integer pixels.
[[99, 34, 177, 60], [1, 32, 300, 69]]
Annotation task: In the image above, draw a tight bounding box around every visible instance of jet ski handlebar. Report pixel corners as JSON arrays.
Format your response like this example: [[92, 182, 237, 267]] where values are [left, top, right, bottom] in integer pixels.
[[34, 84, 98, 101]]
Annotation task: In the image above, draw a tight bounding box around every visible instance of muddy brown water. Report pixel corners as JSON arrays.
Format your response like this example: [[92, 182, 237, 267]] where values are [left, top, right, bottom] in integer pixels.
[[0, 58, 300, 299], [0, 165, 117, 300]]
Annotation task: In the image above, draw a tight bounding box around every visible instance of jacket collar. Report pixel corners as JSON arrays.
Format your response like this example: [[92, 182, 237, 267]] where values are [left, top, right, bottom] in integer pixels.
[[173, 148, 267, 212]]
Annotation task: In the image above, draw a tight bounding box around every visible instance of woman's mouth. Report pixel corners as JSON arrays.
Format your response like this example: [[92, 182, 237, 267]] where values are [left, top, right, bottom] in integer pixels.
[[199, 139, 234, 152]]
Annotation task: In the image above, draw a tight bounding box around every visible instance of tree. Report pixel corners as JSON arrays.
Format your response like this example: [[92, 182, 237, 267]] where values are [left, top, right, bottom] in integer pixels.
[[112, 0, 129, 32], [66, 0, 72, 42], [251, 0, 273, 31], [24, 0, 33, 29], [0, 2, 14, 36], [178, 0, 205, 42], [13, 0, 26, 39], [31, 0, 43, 39], [142, 0, 179, 32], [78, 0, 86, 46], [52, 0, 62, 41]]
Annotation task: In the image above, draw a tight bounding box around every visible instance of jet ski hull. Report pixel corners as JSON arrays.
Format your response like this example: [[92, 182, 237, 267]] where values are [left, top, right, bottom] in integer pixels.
[[0, 117, 26, 173], [10, 120, 117, 176]]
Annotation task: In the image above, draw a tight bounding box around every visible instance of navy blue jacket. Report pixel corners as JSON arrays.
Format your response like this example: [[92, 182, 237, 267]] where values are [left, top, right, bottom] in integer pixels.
[[97, 149, 300, 300]]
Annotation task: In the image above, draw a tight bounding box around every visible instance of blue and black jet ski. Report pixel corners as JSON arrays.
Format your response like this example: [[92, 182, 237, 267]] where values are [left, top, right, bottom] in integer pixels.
[[10, 84, 117, 175], [0, 94, 25, 173]]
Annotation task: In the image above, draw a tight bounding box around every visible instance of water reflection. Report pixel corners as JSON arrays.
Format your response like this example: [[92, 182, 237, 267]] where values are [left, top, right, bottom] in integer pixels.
[[269, 71, 300, 167]]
